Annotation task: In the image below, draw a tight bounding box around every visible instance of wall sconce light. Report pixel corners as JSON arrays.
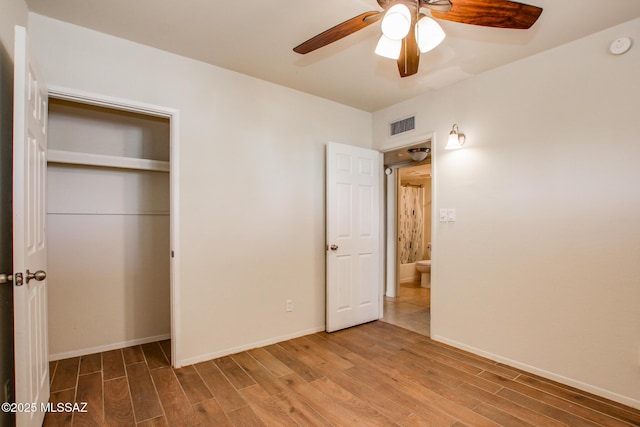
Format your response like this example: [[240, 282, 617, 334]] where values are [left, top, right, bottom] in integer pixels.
[[445, 124, 466, 150], [407, 147, 431, 161]]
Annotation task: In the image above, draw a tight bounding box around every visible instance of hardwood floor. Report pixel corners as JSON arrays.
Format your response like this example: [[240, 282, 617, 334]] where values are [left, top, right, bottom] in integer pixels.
[[46, 322, 640, 426], [382, 280, 430, 336]]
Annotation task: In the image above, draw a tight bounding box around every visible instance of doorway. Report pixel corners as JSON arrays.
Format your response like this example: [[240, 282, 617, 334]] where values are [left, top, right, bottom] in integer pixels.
[[380, 138, 433, 336], [45, 88, 180, 366]]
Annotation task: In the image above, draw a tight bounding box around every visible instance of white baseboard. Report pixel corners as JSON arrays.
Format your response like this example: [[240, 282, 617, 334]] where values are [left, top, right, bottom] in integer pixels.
[[177, 326, 326, 368], [432, 335, 640, 411], [49, 333, 171, 361]]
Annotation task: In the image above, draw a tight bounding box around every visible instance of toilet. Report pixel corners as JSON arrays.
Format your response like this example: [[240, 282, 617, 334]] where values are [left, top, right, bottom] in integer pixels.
[[416, 243, 431, 288], [416, 260, 431, 288]]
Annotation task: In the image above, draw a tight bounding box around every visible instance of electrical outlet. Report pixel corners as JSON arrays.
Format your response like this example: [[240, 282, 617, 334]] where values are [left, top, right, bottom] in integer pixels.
[[286, 299, 293, 312]]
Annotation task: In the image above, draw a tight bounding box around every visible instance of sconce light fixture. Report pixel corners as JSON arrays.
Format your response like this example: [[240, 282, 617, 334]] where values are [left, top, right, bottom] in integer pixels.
[[407, 147, 431, 161], [445, 124, 466, 150]]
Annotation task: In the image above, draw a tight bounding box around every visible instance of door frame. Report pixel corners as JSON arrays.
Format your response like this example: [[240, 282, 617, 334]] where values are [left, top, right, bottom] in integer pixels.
[[379, 132, 436, 299], [46, 85, 182, 367]]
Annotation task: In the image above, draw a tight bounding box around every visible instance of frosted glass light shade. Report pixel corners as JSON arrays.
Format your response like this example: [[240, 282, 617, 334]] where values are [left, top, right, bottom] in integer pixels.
[[445, 124, 466, 150], [381, 4, 411, 40], [415, 16, 445, 53], [445, 132, 463, 149], [375, 35, 402, 60], [408, 147, 430, 161]]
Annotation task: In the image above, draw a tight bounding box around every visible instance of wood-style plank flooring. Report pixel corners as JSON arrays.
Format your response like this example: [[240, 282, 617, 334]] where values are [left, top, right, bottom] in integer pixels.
[[45, 322, 640, 426], [382, 281, 430, 336]]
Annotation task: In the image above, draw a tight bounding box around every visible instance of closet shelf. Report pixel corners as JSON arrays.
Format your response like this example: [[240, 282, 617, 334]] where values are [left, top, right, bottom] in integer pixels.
[[47, 149, 169, 172]]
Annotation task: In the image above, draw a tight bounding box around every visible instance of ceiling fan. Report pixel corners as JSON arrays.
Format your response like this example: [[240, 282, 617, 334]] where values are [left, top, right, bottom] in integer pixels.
[[293, 0, 543, 77]]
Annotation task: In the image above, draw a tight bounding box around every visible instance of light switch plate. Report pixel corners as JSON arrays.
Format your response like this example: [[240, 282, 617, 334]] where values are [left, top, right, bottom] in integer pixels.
[[447, 209, 456, 222], [439, 209, 447, 222]]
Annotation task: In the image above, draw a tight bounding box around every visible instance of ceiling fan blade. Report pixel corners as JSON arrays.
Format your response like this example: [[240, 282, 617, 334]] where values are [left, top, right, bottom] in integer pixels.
[[397, 23, 420, 78], [293, 11, 382, 54], [431, 0, 542, 29]]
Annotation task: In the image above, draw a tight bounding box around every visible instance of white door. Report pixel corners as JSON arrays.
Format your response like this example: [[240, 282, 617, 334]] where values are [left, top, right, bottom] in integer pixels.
[[13, 25, 49, 427], [326, 142, 382, 332]]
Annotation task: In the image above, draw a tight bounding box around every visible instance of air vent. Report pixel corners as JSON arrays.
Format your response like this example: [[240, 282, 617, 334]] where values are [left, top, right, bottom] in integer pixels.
[[390, 116, 415, 136]]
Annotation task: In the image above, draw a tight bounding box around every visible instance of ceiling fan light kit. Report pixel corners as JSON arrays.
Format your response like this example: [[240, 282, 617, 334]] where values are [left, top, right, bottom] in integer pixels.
[[381, 4, 412, 40], [416, 16, 446, 53], [376, 35, 403, 59], [293, 0, 543, 78]]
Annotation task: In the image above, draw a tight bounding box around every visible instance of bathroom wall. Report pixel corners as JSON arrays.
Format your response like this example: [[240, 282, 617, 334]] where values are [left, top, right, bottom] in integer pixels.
[[373, 17, 640, 407]]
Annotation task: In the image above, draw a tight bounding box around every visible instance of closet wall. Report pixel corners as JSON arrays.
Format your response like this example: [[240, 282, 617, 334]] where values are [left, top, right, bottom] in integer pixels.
[[47, 99, 171, 359]]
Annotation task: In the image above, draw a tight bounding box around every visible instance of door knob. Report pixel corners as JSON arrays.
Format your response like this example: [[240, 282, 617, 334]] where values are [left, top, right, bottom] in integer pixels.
[[0, 273, 23, 286], [0, 274, 14, 284], [330, 245, 338, 251], [26, 269, 46, 284]]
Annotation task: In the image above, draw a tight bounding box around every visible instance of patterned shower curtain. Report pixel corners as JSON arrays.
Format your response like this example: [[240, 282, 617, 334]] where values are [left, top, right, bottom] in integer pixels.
[[399, 186, 424, 264]]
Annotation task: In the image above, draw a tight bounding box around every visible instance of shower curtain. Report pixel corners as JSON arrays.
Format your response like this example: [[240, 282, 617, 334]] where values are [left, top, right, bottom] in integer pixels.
[[399, 186, 424, 264]]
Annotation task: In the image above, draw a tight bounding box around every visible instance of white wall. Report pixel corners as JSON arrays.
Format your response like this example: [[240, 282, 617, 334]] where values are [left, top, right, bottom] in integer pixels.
[[0, 0, 28, 61], [28, 13, 372, 365], [374, 18, 640, 408]]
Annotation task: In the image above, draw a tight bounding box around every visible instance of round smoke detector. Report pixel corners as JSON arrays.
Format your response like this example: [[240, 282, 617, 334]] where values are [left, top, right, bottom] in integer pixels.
[[609, 37, 632, 55]]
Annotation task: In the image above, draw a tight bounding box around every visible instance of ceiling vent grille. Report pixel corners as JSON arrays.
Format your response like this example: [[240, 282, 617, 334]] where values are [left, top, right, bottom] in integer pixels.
[[390, 116, 415, 136]]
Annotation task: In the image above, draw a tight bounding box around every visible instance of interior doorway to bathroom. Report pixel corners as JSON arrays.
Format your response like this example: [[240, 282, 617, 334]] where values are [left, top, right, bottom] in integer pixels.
[[381, 142, 433, 337]]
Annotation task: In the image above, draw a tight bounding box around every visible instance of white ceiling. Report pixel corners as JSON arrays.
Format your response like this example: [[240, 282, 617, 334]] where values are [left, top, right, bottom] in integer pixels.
[[25, 0, 640, 112]]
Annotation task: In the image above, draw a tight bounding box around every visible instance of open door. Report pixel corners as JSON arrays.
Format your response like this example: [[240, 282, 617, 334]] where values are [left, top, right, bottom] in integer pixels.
[[13, 25, 49, 427], [326, 142, 382, 332]]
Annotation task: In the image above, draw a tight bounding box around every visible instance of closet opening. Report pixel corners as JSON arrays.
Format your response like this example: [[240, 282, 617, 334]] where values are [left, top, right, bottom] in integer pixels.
[[46, 92, 179, 366]]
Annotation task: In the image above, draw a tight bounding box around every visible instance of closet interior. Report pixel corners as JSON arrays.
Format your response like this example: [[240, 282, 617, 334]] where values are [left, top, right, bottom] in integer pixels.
[[46, 98, 171, 360]]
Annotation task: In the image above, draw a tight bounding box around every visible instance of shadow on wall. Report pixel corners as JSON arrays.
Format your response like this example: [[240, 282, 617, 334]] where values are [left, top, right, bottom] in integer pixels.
[[0, 41, 15, 427]]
